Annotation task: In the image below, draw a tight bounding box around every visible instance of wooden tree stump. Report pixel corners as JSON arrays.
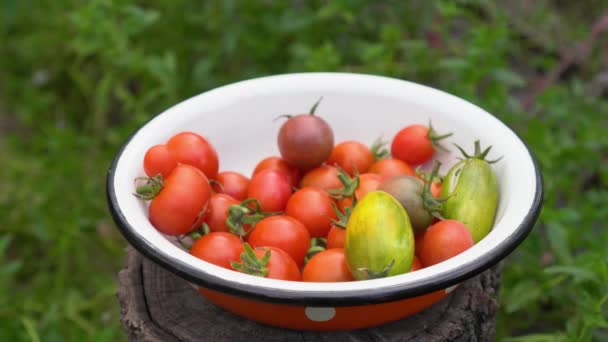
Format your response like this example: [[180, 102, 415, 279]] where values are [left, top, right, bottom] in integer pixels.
[[117, 247, 502, 341]]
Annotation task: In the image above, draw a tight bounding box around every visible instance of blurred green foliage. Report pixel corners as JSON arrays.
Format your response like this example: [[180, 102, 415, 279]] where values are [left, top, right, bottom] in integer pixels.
[[1, 1, 607, 341]]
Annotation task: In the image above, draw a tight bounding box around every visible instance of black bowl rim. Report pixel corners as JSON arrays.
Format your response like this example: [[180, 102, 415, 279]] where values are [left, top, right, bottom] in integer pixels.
[[106, 73, 544, 306]]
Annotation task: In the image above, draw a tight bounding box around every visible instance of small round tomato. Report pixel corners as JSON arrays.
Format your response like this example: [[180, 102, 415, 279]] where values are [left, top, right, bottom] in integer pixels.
[[143, 144, 177, 178], [166, 131, 219, 179], [247, 169, 292, 212], [299, 165, 342, 191], [212, 171, 250, 201], [418, 220, 474, 267], [252, 156, 301, 187], [232, 245, 301, 281], [248, 215, 310, 268], [205, 194, 240, 232], [148, 164, 212, 235], [391, 124, 452, 166], [368, 158, 415, 180], [285, 187, 337, 237], [302, 248, 354, 282], [190, 232, 244, 270], [277, 108, 334, 171], [338, 173, 382, 210], [411, 256, 423, 272], [326, 141, 374, 176], [327, 226, 346, 249], [377, 175, 434, 234]]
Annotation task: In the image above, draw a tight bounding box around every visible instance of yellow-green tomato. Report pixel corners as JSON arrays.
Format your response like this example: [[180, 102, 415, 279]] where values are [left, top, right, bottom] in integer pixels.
[[344, 191, 415, 280]]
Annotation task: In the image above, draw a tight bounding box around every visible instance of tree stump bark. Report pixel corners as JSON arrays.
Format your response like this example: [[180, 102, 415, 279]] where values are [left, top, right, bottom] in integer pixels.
[[117, 247, 502, 341]]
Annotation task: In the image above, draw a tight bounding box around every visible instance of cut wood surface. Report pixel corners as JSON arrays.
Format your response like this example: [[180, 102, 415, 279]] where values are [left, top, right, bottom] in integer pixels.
[[117, 247, 502, 341]]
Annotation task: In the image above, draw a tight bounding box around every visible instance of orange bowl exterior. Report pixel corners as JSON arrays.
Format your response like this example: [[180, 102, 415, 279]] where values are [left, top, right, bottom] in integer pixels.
[[198, 285, 457, 331]]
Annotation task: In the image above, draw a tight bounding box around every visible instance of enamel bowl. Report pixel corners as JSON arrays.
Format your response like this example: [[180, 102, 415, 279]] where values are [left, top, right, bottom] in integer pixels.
[[106, 72, 543, 331]]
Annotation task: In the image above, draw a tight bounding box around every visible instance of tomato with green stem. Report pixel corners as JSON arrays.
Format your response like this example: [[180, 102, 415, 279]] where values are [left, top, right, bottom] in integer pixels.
[[337, 173, 382, 211], [231, 244, 301, 281], [212, 171, 250, 201], [190, 232, 244, 270], [326, 201, 355, 249], [247, 215, 311, 268], [302, 248, 354, 282], [391, 122, 453, 166], [135, 164, 212, 236], [166, 131, 219, 179], [285, 187, 337, 237], [299, 165, 342, 191], [204, 193, 240, 232]]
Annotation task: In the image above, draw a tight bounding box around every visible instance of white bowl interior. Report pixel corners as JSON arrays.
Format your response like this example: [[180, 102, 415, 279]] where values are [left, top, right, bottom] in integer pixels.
[[112, 73, 536, 293]]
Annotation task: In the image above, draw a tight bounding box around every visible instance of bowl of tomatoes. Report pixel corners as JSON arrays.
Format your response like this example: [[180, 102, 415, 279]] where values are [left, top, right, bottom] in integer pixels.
[[106, 72, 543, 331]]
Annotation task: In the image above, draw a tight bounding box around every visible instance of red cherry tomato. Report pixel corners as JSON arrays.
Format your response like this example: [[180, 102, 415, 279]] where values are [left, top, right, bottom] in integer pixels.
[[391, 124, 451, 166], [299, 165, 342, 191], [326, 141, 374, 175], [205, 194, 240, 232], [247, 169, 292, 212], [213, 171, 250, 201], [411, 256, 423, 272], [368, 158, 415, 180], [252, 156, 301, 187], [148, 164, 211, 235], [248, 215, 310, 268], [418, 220, 474, 267], [143, 144, 177, 178], [253, 247, 302, 281], [327, 226, 346, 249], [338, 173, 382, 210], [285, 187, 337, 237], [166, 131, 219, 179], [302, 248, 354, 282], [190, 232, 244, 270]]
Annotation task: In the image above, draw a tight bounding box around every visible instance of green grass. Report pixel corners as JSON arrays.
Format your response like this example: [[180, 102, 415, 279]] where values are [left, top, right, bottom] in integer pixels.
[[1, 1, 607, 341]]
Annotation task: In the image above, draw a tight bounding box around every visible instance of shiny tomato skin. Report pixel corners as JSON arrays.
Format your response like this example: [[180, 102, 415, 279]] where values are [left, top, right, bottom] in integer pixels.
[[285, 187, 337, 237], [278, 114, 334, 170], [299, 165, 342, 191], [418, 220, 474, 267], [143, 144, 177, 178], [338, 173, 382, 210], [149, 164, 212, 235], [391, 124, 434, 166], [205, 194, 240, 232], [166, 131, 219, 179], [253, 156, 301, 187], [213, 171, 250, 201], [368, 158, 415, 180], [190, 232, 244, 270], [302, 248, 355, 282], [326, 140, 374, 176], [411, 256, 423, 272], [247, 169, 292, 212], [252, 247, 301, 281], [326, 226, 346, 249], [248, 216, 311, 268]]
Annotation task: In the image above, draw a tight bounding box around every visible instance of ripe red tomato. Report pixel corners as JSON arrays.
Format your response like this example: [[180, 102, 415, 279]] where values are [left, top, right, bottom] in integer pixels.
[[252, 156, 301, 187], [253, 246, 302, 281], [391, 124, 452, 166], [166, 131, 219, 179], [368, 158, 415, 180], [411, 256, 422, 272], [327, 226, 346, 249], [338, 173, 382, 210], [212, 171, 250, 201], [204, 194, 240, 232], [247, 169, 292, 212], [418, 220, 474, 267], [285, 187, 337, 237], [302, 248, 354, 282], [326, 141, 374, 175], [248, 215, 310, 268], [143, 144, 177, 178], [299, 165, 342, 191], [190, 232, 244, 270], [277, 106, 334, 170], [148, 164, 212, 235]]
